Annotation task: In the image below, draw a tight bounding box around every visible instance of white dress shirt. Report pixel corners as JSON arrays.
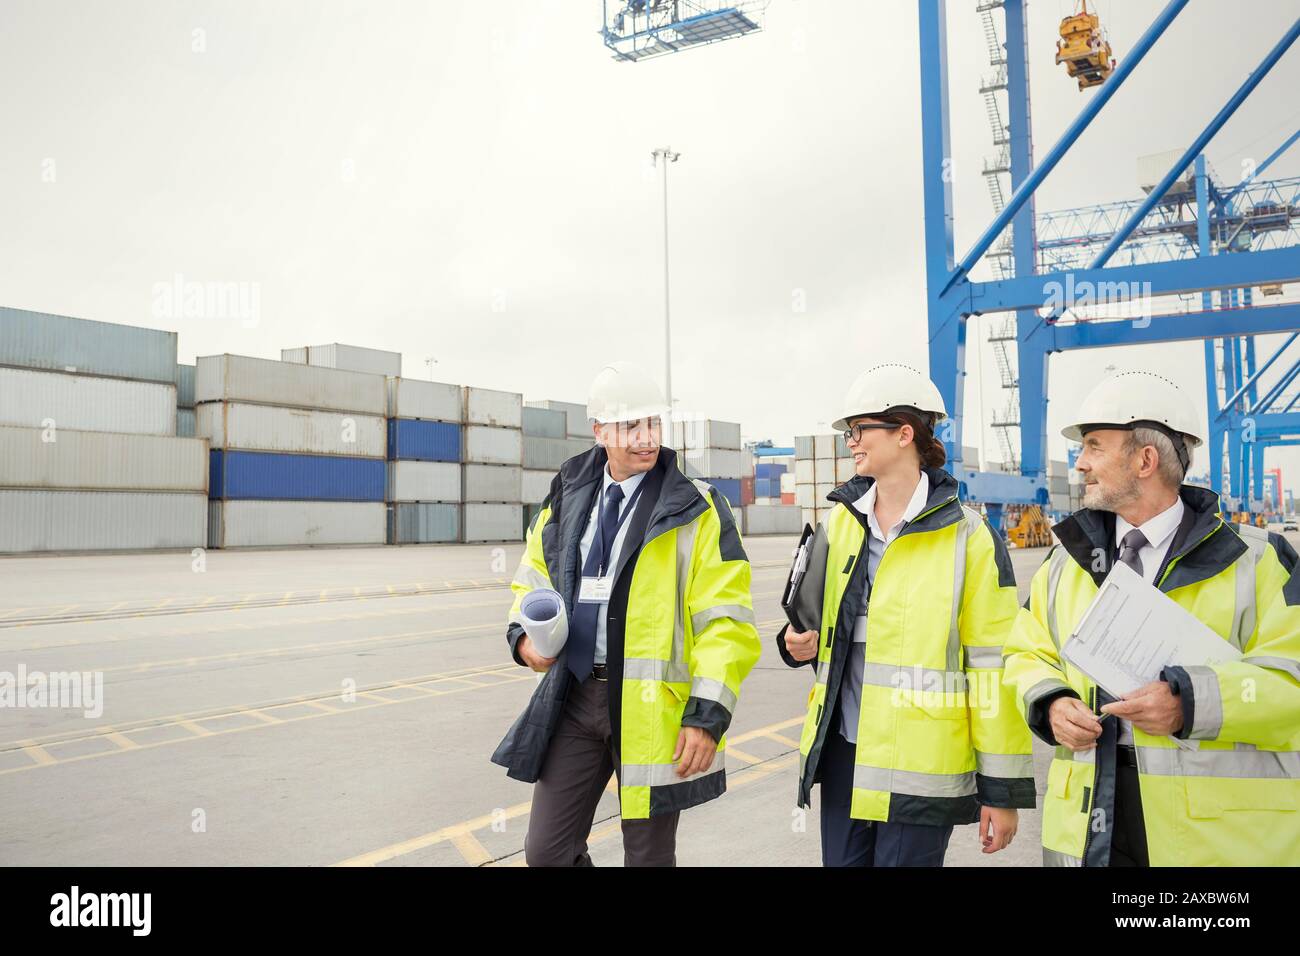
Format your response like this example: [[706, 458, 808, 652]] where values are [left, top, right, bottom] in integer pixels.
[[578, 465, 648, 665], [1112, 495, 1184, 744], [836, 471, 930, 743]]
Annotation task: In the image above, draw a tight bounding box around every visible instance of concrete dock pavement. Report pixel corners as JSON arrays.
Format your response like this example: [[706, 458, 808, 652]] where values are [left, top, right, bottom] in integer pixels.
[[11, 529, 1265, 866]]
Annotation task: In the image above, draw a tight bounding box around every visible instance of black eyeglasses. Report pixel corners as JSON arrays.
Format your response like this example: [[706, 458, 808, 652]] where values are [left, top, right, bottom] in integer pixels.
[[842, 422, 901, 445]]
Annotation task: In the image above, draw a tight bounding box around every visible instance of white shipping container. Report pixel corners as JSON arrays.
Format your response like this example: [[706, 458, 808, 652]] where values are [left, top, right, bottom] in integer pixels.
[[525, 399, 589, 437], [195, 402, 385, 458], [814, 482, 836, 502], [0, 367, 176, 436], [743, 504, 803, 535], [674, 419, 742, 451], [794, 436, 815, 460], [0, 490, 206, 553], [388, 503, 460, 544], [0, 307, 177, 384], [386, 378, 462, 422], [795, 484, 815, 508], [176, 408, 196, 438], [681, 448, 745, 480], [835, 458, 856, 483], [801, 507, 831, 529], [463, 386, 523, 428], [814, 458, 835, 484], [208, 500, 385, 548], [0, 426, 207, 492], [522, 406, 566, 439], [780, 472, 796, 493], [195, 354, 386, 416], [463, 463, 521, 502], [463, 503, 523, 542], [522, 469, 554, 504], [386, 461, 461, 502], [463, 425, 523, 465], [522, 436, 590, 471], [281, 344, 402, 377], [814, 434, 836, 460], [795, 459, 815, 484]]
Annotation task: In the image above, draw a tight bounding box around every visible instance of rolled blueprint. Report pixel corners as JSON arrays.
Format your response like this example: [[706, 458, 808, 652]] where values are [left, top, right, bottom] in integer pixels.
[[518, 587, 569, 658]]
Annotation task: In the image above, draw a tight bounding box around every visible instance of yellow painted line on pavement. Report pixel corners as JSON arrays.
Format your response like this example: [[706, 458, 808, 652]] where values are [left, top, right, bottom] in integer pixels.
[[19, 740, 57, 766], [339, 715, 806, 867], [336, 800, 534, 867], [450, 832, 494, 867], [0, 667, 533, 778]]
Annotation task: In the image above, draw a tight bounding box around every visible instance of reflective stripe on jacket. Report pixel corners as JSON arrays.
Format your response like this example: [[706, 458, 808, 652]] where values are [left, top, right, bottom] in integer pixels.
[[785, 467, 1035, 826], [491, 445, 761, 819], [1004, 485, 1300, 866]]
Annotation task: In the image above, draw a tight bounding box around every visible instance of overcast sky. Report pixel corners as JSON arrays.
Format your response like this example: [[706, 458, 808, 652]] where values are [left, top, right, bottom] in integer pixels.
[[3, 1, 1299, 493]]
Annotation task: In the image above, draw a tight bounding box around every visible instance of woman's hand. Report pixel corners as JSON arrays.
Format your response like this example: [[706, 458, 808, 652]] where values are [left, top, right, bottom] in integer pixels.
[[784, 628, 819, 661]]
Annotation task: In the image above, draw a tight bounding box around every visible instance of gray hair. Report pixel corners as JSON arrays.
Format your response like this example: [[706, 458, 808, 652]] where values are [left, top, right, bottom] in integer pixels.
[[1125, 426, 1186, 488]]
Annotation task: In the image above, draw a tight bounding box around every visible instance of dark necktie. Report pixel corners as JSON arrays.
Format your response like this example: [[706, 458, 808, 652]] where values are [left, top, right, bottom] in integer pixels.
[[1117, 528, 1148, 578], [567, 483, 626, 681]]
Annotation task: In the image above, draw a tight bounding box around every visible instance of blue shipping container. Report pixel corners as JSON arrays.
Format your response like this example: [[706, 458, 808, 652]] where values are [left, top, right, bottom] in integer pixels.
[[754, 478, 773, 498], [706, 478, 742, 508], [755, 463, 786, 479], [387, 419, 461, 462], [210, 450, 385, 501]]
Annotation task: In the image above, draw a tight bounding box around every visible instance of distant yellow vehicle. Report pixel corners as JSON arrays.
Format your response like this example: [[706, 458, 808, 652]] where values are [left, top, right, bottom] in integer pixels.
[[1006, 505, 1053, 549], [1056, 1, 1115, 90]]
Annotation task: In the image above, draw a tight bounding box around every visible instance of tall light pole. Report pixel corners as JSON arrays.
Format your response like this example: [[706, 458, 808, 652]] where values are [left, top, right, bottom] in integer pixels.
[[651, 147, 680, 415]]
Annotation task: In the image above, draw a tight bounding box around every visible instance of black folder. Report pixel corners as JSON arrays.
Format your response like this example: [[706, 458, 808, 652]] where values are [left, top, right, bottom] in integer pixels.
[[781, 522, 830, 634]]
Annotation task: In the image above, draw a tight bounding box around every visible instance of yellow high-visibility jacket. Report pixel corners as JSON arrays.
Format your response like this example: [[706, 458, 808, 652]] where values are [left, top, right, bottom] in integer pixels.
[[780, 468, 1036, 825], [491, 446, 761, 819], [1004, 485, 1300, 866]]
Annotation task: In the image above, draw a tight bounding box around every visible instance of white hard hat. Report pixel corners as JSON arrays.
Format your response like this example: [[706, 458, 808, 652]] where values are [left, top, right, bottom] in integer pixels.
[[586, 360, 670, 425], [1062, 371, 1202, 471], [832, 363, 947, 432]]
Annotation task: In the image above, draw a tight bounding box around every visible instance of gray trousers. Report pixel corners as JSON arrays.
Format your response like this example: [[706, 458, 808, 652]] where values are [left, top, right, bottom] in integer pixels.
[[524, 675, 680, 867]]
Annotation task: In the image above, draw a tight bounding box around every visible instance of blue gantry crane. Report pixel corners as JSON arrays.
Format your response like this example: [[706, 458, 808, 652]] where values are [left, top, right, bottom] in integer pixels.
[[601, 0, 1300, 530], [922, 0, 1300, 531]]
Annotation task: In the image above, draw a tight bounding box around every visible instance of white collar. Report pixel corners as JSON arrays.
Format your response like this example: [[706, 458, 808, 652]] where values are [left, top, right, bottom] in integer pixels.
[[602, 464, 647, 501], [1116, 495, 1184, 552], [853, 471, 929, 542]]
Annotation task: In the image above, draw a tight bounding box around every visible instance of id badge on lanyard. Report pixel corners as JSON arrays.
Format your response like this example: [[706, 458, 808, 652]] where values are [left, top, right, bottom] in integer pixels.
[[578, 575, 614, 604], [577, 479, 645, 604]]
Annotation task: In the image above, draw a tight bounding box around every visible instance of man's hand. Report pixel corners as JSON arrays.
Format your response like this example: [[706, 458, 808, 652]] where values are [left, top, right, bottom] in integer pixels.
[[516, 634, 557, 673], [784, 628, 819, 662], [673, 726, 718, 778], [1049, 696, 1102, 751], [979, 806, 1018, 854], [1101, 680, 1184, 736]]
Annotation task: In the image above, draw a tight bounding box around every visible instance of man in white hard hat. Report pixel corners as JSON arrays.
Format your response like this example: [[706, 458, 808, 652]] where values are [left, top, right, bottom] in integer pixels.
[[492, 361, 761, 866], [1004, 370, 1300, 866]]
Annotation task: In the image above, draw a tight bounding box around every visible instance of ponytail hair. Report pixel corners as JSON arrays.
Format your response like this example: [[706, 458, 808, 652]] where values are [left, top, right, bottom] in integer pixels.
[[877, 408, 947, 470]]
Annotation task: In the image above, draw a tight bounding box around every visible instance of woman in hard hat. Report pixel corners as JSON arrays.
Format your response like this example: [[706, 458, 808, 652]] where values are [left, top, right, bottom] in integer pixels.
[[779, 363, 1035, 866]]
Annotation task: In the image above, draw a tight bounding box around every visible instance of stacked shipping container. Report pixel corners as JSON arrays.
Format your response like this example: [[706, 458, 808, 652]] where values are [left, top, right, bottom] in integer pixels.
[[674, 418, 744, 507], [461, 386, 524, 542], [386, 378, 463, 544], [793, 434, 853, 529], [196, 354, 387, 548], [0, 308, 206, 552]]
